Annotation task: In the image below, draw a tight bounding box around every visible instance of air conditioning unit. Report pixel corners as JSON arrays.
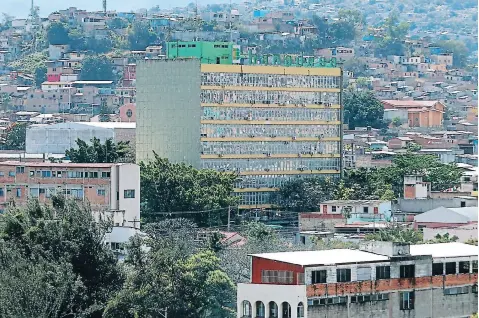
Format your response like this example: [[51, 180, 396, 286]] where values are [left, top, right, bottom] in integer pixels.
[[218, 154, 223, 157], [292, 136, 296, 140], [266, 153, 272, 157], [264, 168, 270, 172]]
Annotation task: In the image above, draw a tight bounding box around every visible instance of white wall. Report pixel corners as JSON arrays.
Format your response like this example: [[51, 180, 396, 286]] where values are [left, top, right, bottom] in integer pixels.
[[423, 226, 478, 242], [26, 123, 114, 154], [237, 283, 307, 318], [117, 164, 140, 228]]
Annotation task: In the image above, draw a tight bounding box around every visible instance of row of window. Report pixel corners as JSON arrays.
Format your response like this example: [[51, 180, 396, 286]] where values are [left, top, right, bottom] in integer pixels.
[[7, 167, 112, 179], [201, 124, 340, 138], [201, 72, 340, 89], [235, 174, 339, 189], [310, 261, 478, 285], [201, 158, 341, 172], [201, 90, 340, 105], [261, 270, 294, 284], [308, 293, 389, 307], [202, 141, 340, 156], [241, 300, 304, 318], [202, 107, 340, 121], [0, 187, 135, 199]]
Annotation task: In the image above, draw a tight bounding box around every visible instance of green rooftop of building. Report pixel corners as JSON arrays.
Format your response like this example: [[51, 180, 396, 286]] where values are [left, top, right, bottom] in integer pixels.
[[166, 41, 239, 65]]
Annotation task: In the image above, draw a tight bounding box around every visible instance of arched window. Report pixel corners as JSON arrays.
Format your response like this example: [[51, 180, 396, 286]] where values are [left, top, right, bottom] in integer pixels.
[[255, 301, 265, 317], [297, 302, 305, 318], [126, 109, 133, 118], [241, 300, 252, 317], [268, 301, 278, 318], [281, 302, 291, 318]]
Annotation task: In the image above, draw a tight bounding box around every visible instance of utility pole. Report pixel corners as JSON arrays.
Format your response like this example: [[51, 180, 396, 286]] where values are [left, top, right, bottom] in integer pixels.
[[227, 205, 231, 231], [102, 0, 107, 13]]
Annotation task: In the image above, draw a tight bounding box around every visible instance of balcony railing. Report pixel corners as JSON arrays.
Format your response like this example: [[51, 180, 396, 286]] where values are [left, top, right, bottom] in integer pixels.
[[306, 273, 478, 297]]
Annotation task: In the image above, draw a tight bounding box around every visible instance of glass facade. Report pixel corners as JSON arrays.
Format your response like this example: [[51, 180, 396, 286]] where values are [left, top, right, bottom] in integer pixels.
[[199, 66, 342, 207]]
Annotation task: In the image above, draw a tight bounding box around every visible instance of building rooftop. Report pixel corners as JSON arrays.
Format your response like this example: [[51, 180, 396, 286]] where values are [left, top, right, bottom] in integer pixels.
[[414, 206, 478, 223], [410, 242, 479, 259], [382, 100, 439, 107], [322, 200, 389, 205], [251, 249, 389, 266], [78, 122, 136, 129]]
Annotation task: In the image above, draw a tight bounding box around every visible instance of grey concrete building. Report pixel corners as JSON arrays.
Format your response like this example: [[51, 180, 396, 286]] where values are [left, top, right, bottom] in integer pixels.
[[136, 59, 201, 167]]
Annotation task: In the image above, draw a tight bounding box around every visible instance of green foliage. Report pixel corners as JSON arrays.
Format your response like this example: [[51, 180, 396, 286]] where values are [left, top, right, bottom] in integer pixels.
[[343, 90, 385, 129], [365, 226, 424, 243], [34, 65, 47, 88], [108, 17, 128, 30], [0, 198, 123, 317], [427, 233, 459, 243], [0, 93, 11, 113], [391, 116, 402, 127], [139, 153, 238, 225], [375, 12, 409, 56], [311, 15, 356, 48], [68, 28, 87, 51], [65, 137, 132, 163], [8, 52, 48, 75], [104, 219, 235, 318], [80, 55, 114, 81], [465, 238, 478, 246], [4, 123, 27, 150], [406, 142, 422, 153], [273, 177, 336, 212], [47, 22, 70, 45], [434, 40, 469, 68], [343, 59, 368, 78], [86, 37, 113, 54], [127, 21, 156, 51]]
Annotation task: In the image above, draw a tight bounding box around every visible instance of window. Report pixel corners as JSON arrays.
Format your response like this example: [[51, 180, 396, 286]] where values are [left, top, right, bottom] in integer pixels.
[[57, 171, 62, 178], [472, 261, 478, 273], [312, 270, 327, 284], [459, 261, 470, 274], [444, 286, 470, 295], [400, 291, 414, 310], [30, 188, 39, 198], [241, 300, 251, 317], [0, 171, 4, 176], [400, 265, 415, 278], [97, 189, 106, 196], [255, 301, 265, 317], [8, 171, 15, 177], [357, 267, 371, 281], [376, 266, 390, 279], [87, 172, 98, 178], [124, 189, 135, 199], [297, 273, 305, 284], [41, 171, 52, 178], [445, 262, 456, 275], [297, 302, 304, 318], [101, 171, 111, 178], [336, 268, 351, 282], [461, 201, 466, 207], [332, 206, 337, 212], [16, 188, 21, 197], [432, 263, 444, 276], [16, 167, 24, 174], [126, 109, 133, 117], [261, 270, 293, 284], [363, 206, 369, 213], [0, 188, 4, 197]]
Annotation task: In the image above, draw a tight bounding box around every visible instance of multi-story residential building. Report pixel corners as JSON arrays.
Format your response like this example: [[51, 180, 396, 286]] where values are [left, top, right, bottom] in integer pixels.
[[237, 242, 478, 318], [0, 161, 140, 230], [136, 46, 343, 208]]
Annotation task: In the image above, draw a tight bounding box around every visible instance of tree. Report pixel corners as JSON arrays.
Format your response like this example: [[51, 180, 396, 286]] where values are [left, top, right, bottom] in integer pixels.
[[108, 17, 128, 30], [34, 65, 47, 88], [406, 142, 422, 152], [139, 153, 238, 225], [127, 21, 156, 51], [427, 233, 459, 243], [86, 37, 113, 54], [365, 226, 424, 243], [343, 90, 385, 129], [104, 219, 236, 318], [8, 52, 48, 75], [0, 198, 124, 317], [342, 59, 368, 77], [65, 137, 132, 163], [435, 40, 469, 68], [47, 22, 70, 45], [0, 93, 11, 113], [272, 177, 336, 212], [391, 116, 402, 127], [99, 105, 113, 122], [68, 28, 87, 51], [375, 12, 409, 56], [4, 123, 27, 150], [80, 55, 114, 81]]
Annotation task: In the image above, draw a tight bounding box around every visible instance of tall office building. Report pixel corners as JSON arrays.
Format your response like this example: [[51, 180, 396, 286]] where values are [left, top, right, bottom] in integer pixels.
[[136, 42, 342, 209]]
